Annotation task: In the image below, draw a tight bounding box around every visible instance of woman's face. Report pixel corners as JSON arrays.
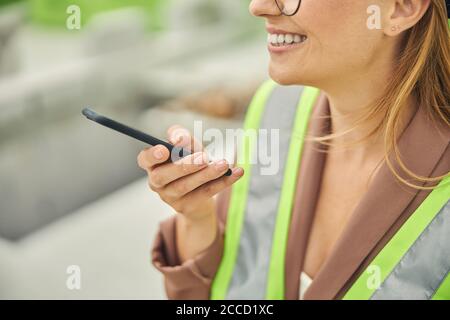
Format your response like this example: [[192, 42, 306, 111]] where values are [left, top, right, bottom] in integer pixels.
[[249, 0, 390, 88]]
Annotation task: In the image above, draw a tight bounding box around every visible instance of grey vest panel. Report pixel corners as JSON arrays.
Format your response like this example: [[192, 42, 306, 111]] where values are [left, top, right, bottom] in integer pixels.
[[226, 85, 304, 299], [371, 200, 450, 300]]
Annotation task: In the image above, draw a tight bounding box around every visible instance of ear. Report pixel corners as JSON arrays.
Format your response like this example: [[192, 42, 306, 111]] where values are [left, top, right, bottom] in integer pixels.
[[383, 0, 431, 36]]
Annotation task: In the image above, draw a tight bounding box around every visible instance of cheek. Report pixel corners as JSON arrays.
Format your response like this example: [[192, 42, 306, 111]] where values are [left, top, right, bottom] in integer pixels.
[[269, 0, 382, 85], [302, 0, 348, 34], [304, 1, 371, 56]]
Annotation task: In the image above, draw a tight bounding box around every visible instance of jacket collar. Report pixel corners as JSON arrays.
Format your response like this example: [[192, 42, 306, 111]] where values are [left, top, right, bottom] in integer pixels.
[[303, 99, 450, 299]]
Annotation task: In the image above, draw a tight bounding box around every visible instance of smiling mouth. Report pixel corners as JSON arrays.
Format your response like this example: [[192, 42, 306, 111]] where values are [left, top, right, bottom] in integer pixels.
[[267, 33, 308, 47]]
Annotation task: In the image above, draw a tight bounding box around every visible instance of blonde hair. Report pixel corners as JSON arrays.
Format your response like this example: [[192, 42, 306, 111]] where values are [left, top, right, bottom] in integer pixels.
[[311, 0, 450, 190]]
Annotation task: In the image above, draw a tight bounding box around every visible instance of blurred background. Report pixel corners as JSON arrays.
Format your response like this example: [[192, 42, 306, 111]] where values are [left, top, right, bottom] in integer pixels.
[[0, 0, 268, 299]]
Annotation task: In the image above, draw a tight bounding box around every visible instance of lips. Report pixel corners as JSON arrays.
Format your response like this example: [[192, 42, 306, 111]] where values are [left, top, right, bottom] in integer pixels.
[[266, 26, 307, 36]]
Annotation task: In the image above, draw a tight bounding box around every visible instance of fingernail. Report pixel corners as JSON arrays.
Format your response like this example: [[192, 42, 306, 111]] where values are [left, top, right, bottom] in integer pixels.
[[232, 167, 244, 177], [172, 133, 184, 144], [214, 160, 228, 171], [153, 148, 163, 160]]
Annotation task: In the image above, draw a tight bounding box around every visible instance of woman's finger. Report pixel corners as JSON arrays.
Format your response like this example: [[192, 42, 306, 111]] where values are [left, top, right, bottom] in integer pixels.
[[173, 167, 244, 213], [137, 145, 170, 170], [163, 159, 232, 199], [149, 152, 209, 189], [167, 125, 204, 154]]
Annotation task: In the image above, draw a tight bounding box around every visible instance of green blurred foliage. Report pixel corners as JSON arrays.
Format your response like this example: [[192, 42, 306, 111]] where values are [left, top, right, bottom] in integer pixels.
[[29, 0, 170, 31], [0, 0, 24, 7]]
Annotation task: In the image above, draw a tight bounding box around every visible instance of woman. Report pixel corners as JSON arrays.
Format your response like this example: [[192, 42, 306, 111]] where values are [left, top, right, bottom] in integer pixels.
[[137, 0, 450, 299]]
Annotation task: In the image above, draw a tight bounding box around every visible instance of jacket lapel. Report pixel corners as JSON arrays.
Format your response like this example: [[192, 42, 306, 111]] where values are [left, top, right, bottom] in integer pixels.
[[284, 92, 331, 299], [304, 103, 450, 300]]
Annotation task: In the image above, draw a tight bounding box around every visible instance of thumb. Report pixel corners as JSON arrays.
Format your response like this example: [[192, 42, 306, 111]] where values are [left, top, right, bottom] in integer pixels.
[[167, 125, 204, 154]]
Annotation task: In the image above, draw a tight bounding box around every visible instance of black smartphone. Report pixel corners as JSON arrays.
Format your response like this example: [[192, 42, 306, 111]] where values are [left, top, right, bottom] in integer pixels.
[[82, 108, 232, 176]]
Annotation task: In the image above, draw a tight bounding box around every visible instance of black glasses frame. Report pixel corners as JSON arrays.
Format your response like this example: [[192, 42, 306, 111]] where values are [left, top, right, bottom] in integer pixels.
[[274, 0, 301, 16], [446, 0, 450, 19]]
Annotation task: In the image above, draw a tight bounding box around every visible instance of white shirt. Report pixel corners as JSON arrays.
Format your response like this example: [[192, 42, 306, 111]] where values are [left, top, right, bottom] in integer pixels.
[[299, 272, 313, 300]]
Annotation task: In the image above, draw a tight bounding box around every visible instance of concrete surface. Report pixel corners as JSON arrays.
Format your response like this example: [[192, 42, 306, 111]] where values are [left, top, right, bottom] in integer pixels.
[[0, 177, 172, 299]]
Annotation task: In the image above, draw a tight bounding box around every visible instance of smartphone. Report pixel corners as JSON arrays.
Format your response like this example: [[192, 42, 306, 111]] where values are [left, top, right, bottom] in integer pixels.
[[82, 108, 232, 176]]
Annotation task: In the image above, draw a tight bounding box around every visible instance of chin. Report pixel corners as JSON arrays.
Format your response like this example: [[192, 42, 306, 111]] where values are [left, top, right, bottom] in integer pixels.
[[268, 66, 306, 86], [269, 62, 320, 88], [268, 65, 297, 86]]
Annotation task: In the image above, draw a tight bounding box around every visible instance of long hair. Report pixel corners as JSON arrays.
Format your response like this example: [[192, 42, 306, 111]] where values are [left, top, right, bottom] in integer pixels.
[[311, 0, 450, 190]]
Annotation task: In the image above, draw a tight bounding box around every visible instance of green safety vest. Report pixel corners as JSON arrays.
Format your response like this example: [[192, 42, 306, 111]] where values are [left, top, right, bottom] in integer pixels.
[[210, 80, 450, 300]]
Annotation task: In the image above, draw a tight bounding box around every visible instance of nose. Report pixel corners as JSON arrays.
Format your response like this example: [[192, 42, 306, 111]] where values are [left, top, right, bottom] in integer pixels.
[[249, 0, 280, 17]]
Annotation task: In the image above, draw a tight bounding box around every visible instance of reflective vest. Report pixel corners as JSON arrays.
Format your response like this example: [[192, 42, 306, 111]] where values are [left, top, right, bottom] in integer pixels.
[[210, 80, 450, 300]]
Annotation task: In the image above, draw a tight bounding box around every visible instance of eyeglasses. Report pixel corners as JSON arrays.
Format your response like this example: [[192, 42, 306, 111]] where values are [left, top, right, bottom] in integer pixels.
[[275, 0, 301, 16]]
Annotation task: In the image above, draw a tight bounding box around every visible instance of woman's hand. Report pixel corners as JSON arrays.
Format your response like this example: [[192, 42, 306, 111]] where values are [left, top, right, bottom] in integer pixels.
[[137, 125, 244, 262], [137, 125, 244, 220]]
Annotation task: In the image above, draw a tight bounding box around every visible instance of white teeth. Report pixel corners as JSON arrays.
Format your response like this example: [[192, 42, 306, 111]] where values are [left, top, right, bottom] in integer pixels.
[[277, 34, 285, 44], [267, 33, 307, 46], [270, 34, 278, 44], [284, 34, 293, 44]]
